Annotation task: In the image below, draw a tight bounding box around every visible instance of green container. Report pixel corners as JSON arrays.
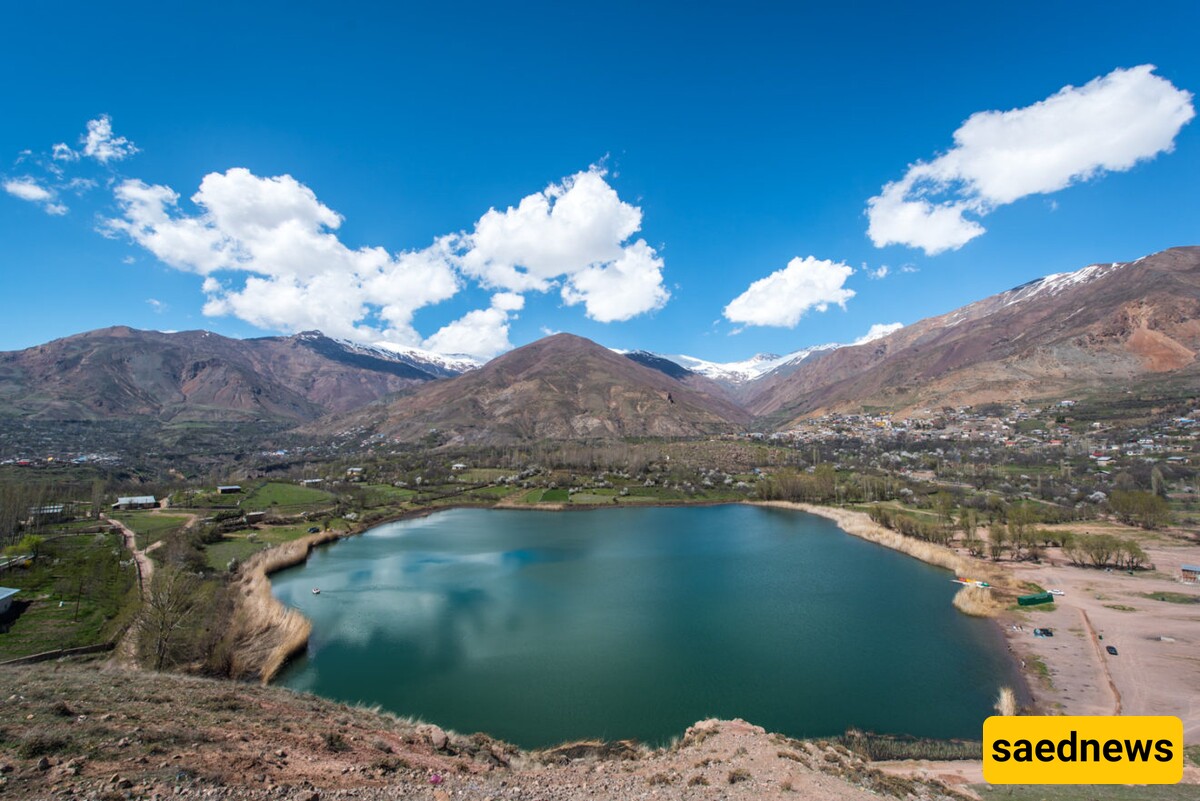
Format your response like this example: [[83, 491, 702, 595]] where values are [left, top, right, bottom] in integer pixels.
[[1017, 591, 1053, 606]]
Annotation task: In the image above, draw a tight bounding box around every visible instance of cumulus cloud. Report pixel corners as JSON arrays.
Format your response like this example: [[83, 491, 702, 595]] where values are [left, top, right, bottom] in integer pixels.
[[559, 239, 669, 322], [52, 142, 79, 162], [854, 322, 903, 345], [868, 65, 1195, 254], [4, 177, 67, 214], [459, 167, 669, 321], [723, 256, 855, 328], [104, 168, 460, 345], [104, 162, 668, 354], [4, 178, 53, 202], [866, 264, 889, 280], [83, 115, 138, 163], [422, 293, 525, 359]]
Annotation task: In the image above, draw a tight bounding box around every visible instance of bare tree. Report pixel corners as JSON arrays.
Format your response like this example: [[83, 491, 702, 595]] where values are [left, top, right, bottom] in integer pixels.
[[140, 566, 205, 671]]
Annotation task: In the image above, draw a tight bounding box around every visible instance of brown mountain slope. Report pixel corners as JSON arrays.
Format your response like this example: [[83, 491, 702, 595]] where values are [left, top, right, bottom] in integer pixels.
[[749, 246, 1200, 425], [0, 327, 441, 423], [333, 333, 751, 443]]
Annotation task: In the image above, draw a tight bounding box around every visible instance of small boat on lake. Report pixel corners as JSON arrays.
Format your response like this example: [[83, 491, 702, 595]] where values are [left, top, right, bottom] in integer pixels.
[[312, 588, 321, 595]]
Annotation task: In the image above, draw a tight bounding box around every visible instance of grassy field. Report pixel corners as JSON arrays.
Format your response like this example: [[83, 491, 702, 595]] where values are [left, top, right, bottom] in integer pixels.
[[243, 481, 334, 510], [1142, 591, 1200, 604], [465, 486, 519, 499], [203, 523, 332, 571], [359, 484, 417, 505], [0, 531, 138, 659], [110, 512, 190, 550], [458, 468, 510, 482]]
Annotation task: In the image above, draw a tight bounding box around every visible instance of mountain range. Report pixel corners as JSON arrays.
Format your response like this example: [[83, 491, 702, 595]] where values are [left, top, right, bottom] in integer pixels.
[[2, 246, 1197, 446]]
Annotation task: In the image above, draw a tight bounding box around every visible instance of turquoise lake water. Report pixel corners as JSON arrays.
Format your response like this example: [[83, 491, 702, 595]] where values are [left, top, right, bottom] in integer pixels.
[[272, 505, 1013, 748]]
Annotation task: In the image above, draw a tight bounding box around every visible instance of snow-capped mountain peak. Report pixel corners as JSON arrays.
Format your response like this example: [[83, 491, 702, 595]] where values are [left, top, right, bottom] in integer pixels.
[[340, 339, 482, 375], [1001, 260, 1127, 308], [668, 344, 840, 384]]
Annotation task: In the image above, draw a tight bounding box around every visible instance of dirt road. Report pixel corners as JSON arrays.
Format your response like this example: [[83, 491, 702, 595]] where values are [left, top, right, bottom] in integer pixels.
[[102, 513, 155, 664], [1004, 541, 1200, 740]]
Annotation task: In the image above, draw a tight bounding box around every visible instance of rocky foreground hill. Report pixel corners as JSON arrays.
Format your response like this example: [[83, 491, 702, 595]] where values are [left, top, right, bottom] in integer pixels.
[[0, 661, 969, 801]]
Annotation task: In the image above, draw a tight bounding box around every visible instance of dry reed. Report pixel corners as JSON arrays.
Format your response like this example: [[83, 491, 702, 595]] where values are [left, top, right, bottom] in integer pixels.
[[225, 529, 346, 683], [755, 501, 970, 573], [951, 585, 1003, 617], [994, 686, 1017, 716]]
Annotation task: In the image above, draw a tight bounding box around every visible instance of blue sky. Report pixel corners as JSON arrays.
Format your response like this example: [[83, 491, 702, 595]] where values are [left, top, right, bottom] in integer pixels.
[[2, 1, 1198, 361]]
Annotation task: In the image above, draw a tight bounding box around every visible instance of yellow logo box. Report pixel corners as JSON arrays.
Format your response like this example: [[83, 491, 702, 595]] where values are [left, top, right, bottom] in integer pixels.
[[983, 716, 1183, 784]]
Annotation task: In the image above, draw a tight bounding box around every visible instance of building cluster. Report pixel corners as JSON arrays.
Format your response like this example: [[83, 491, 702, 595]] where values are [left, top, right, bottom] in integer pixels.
[[744, 402, 1199, 471]]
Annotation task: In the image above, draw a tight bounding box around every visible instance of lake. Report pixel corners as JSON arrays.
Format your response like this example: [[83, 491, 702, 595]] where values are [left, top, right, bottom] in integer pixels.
[[272, 504, 1014, 748]]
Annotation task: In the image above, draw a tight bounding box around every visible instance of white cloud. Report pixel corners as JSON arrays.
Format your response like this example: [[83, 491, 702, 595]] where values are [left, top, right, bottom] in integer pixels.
[[559, 239, 669, 322], [52, 143, 79, 162], [4, 177, 67, 215], [458, 167, 669, 320], [105, 163, 668, 355], [866, 264, 889, 280], [868, 65, 1195, 254], [146, 298, 167, 313], [4, 178, 53, 202], [723, 256, 855, 328], [105, 168, 460, 345], [854, 322, 903, 345], [422, 293, 525, 359], [900, 264, 919, 274], [82, 115, 138, 163]]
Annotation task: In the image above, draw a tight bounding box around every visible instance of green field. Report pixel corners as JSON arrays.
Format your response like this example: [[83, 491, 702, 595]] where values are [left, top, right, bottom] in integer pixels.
[[202, 523, 330, 570], [242, 482, 333, 511], [570, 492, 619, 504], [457, 468, 510, 482], [359, 484, 418, 505], [110, 512, 191, 550], [0, 531, 138, 659], [466, 486, 519, 499]]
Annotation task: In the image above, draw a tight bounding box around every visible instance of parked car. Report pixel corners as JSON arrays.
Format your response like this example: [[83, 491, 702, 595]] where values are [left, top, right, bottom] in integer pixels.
[[307, 526, 321, 533], [1105, 645, 1118, 656], [1049, 589, 1065, 596]]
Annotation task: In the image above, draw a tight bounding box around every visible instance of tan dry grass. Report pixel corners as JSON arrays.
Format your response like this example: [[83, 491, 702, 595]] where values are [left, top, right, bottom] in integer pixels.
[[951, 585, 1003, 617], [994, 686, 1017, 716], [754, 502, 969, 573], [754, 502, 1021, 597], [225, 529, 345, 682]]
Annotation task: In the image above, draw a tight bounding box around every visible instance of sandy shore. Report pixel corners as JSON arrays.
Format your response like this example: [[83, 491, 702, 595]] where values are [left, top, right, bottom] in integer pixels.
[[998, 536, 1200, 741], [752, 502, 1200, 744]]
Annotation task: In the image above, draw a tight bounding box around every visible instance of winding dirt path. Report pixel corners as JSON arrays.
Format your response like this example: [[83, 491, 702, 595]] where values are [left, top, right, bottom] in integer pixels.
[[102, 513, 155, 665]]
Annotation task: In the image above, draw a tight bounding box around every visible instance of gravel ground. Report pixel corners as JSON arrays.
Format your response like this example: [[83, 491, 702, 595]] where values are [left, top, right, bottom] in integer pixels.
[[1, 662, 968, 801]]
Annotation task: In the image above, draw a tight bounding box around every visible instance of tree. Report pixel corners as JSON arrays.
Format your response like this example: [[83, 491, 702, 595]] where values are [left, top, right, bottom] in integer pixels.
[[1110, 490, 1170, 529], [139, 566, 206, 671], [988, 525, 1008, 560]]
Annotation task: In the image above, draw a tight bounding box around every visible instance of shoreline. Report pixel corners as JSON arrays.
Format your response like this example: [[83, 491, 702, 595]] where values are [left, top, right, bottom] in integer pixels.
[[231, 497, 1036, 718]]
